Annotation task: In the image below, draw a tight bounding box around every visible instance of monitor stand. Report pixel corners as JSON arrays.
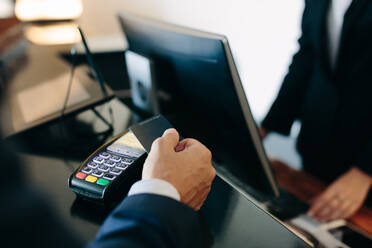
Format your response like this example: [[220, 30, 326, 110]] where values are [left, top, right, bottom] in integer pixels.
[[214, 163, 309, 220]]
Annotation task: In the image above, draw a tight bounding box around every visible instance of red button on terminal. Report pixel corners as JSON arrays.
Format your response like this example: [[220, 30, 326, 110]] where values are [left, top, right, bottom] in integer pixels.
[[76, 172, 87, 179]]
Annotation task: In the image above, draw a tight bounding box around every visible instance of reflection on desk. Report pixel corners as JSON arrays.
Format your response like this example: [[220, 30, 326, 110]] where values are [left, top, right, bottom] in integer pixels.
[[71, 175, 311, 248], [11, 99, 311, 247], [201, 176, 311, 247]]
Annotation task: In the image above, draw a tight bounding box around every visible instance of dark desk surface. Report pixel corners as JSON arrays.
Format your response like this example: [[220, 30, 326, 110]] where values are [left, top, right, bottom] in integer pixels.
[[3, 37, 312, 247], [13, 98, 310, 248], [13, 98, 133, 243]]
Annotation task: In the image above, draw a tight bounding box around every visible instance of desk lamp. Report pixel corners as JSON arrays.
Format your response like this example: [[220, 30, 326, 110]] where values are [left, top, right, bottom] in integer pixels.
[[15, 0, 83, 22], [15, 0, 83, 45]]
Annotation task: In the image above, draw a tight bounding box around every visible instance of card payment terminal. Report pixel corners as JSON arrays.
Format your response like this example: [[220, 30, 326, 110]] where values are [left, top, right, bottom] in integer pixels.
[[68, 131, 146, 202], [69, 115, 176, 202]]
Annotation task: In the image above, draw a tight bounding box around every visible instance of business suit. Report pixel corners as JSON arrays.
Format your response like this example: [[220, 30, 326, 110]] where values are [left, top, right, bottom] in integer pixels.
[[262, 0, 372, 182], [0, 139, 203, 248], [87, 194, 203, 248]]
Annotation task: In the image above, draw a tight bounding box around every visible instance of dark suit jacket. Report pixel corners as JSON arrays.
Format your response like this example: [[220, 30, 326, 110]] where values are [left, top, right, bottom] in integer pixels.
[[0, 139, 203, 248], [87, 194, 203, 248], [262, 0, 372, 182]]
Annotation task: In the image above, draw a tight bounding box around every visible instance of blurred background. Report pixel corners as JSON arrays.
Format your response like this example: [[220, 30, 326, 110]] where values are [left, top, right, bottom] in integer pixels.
[[0, 0, 303, 168]]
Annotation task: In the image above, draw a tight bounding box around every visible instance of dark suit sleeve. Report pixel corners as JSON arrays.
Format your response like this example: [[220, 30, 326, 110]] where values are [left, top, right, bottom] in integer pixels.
[[0, 141, 83, 248], [1, 138, 204, 248], [262, 1, 314, 135], [87, 194, 204, 248], [354, 141, 372, 207], [355, 141, 372, 176]]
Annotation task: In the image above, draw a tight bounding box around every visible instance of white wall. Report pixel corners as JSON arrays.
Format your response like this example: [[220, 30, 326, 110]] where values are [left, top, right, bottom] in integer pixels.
[[79, 0, 304, 122], [0, 0, 14, 18]]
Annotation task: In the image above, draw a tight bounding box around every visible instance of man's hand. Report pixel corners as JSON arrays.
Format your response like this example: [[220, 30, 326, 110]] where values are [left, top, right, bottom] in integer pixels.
[[307, 167, 372, 222], [142, 128, 216, 210]]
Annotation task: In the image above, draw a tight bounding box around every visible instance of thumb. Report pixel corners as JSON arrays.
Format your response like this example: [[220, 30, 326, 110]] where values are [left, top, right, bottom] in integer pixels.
[[161, 128, 180, 149]]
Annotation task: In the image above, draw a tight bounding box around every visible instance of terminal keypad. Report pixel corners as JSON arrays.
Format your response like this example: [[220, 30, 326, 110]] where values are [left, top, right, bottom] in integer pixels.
[[75, 151, 135, 187]]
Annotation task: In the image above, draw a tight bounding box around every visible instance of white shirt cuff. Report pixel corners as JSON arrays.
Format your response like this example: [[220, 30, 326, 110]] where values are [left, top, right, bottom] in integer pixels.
[[128, 178, 181, 201]]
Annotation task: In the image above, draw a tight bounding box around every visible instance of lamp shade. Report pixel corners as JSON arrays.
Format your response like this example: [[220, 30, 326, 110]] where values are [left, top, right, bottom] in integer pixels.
[[15, 0, 83, 21], [25, 23, 81, 45]]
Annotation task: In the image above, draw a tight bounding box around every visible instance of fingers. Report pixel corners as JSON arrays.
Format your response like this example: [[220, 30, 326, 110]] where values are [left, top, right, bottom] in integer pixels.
[[307, 185, 339, 220], [162, 128, 180, 148], [148, 132, 215, 211], [311, 197, 326, 214], [307, 193, 361, 222], [165, 136, 205, 153], [151, 128, 180, 152], [174, 139, 187, 152], [329, 199, 353, 220], [307, 193, 336, 221], [323, 200, 359, 221], [307, 195, 324, 218], [310, 167, 372, 222], [181, 138, 212, 160], [180, 138, 200, 149]]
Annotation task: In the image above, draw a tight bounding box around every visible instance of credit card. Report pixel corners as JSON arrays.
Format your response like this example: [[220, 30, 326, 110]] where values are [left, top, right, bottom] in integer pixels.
[[129, 115, 181, 153]]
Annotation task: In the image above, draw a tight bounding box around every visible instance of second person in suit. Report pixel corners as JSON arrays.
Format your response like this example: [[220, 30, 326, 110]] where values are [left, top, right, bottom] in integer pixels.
[[261, 0, 372, 222]]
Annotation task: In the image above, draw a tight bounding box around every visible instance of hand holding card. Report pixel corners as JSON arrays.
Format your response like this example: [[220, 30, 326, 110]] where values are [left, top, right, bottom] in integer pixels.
[[130, 115, 182, 153], [142, 128, 216, 210]]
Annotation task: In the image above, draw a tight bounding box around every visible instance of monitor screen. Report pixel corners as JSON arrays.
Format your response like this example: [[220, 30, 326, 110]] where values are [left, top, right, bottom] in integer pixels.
[[118, 12, 279, 198]]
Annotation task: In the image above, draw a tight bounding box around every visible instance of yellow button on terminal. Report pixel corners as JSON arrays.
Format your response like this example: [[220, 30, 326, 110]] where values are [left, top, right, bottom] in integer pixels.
[[85, 175, 98, 183]]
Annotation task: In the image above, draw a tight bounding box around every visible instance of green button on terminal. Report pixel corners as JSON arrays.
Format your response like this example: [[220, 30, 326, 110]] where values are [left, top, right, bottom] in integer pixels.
[[97, 178, 110, 186]]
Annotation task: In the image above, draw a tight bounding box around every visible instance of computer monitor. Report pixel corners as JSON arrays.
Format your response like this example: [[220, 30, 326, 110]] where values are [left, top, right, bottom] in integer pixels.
[[118, 12, 279, 198]]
